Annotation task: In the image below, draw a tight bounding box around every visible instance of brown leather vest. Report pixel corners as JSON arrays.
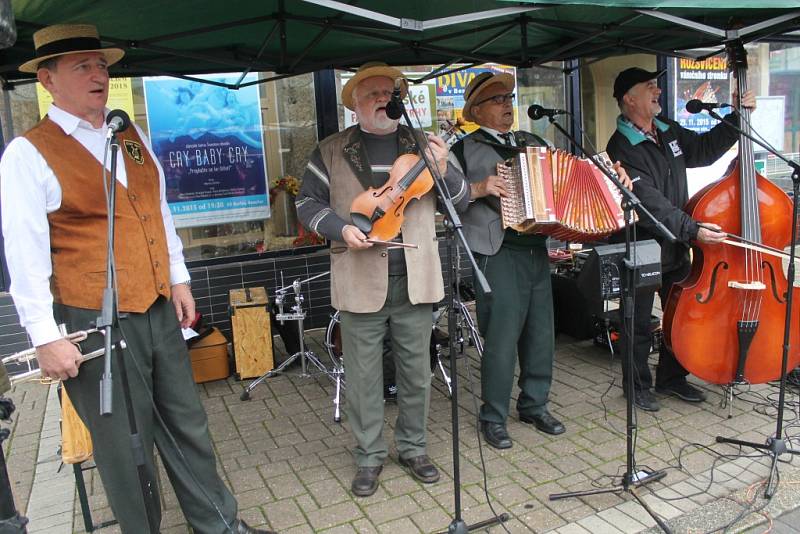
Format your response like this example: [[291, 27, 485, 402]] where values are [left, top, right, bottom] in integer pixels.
[[24, 118, 171, 312]]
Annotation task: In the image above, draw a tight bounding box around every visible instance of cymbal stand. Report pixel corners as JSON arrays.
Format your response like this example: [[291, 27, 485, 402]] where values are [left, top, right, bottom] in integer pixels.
[[240, 272, 337, 401], [431, 306, 453, 398]]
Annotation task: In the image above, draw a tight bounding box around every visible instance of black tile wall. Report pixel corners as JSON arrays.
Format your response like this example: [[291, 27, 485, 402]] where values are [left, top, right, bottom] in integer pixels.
[[0, 242, 473, 357]]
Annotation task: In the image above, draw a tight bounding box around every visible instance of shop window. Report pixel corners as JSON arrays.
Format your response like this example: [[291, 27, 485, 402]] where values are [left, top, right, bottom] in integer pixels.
[[334, 63, 566, 146], [4, 72, 320, 262]]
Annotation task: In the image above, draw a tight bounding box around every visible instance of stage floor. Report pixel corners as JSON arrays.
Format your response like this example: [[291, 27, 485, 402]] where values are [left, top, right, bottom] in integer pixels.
[[5, 312, 800, 534]]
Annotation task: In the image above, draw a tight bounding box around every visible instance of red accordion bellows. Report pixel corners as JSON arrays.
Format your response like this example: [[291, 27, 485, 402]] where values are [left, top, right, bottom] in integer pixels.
[[497, 146, 630, 242]]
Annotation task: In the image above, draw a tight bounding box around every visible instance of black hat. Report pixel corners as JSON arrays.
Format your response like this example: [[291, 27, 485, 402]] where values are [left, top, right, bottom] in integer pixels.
[[613, 67, 665, 100]]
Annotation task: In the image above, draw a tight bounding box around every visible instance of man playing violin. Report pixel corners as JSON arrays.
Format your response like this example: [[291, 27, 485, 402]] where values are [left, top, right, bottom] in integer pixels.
[[607, 67, 756, 412], [295, 62, 469, 497]]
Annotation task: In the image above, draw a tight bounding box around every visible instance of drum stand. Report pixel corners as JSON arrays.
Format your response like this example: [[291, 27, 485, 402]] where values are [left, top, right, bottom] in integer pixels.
[[240, 273, 338, 402]]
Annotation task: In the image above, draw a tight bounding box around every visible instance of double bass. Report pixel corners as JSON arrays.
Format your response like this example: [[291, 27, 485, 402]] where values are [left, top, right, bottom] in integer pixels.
[[663, 42, 800, 385]]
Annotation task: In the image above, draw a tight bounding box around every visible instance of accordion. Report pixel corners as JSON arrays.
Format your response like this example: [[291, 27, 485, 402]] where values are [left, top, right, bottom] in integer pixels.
[[496, 146, 631, 242]]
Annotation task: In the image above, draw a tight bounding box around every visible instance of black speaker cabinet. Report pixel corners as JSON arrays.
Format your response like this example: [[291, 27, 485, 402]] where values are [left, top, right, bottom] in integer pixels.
[[551, 272, 602, 340]]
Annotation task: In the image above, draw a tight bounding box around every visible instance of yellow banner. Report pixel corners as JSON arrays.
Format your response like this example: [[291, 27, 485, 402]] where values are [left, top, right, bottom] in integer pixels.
[[36, 77, 135, 119]]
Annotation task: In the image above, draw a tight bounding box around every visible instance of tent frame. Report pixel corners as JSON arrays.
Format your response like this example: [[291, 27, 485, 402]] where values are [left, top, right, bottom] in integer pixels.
[[3, 2, 799, 89]]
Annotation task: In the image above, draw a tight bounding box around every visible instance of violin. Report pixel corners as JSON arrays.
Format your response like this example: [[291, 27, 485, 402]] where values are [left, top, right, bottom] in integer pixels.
[[349, 122, 460, 242]]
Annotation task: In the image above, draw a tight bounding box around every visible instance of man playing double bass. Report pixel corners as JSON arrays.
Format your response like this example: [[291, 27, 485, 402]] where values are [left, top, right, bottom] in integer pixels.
[[295, 62, 469, 497], [606, 67, 756, 412]]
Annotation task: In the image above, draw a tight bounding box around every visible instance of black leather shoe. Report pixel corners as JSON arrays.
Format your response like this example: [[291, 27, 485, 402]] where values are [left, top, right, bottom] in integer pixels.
[[351, 465, 383, 497], [519, 410, 566, 435], [235, 518, 276, 534], [399, 454, 440, 483], [626, 389, 660, 412], [656, 381, 706, 403], [481, 421, 512, 449]]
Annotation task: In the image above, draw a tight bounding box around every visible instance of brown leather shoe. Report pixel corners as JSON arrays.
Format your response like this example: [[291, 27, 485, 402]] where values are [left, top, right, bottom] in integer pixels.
[[351, 465, 383, 497], [234, 518, 276, 534], [399, 454, 440, 483]]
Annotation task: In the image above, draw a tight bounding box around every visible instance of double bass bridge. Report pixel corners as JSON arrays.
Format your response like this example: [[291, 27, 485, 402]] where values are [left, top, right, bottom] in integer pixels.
[[727, 281, 766, 291]]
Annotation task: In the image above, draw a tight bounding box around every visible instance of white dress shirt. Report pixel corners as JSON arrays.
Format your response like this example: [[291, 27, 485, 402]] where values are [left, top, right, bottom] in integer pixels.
[[480, 126, 517, 146], [0, 105, 190, 347]]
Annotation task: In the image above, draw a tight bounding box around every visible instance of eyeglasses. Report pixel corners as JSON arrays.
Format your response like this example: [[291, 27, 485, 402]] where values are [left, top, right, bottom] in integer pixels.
[[475, 93, 515, 106]]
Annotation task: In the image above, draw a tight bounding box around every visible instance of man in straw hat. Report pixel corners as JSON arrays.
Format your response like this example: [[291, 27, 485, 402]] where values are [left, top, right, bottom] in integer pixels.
[[295, 62, 469, 497], [1, 24, 274, 533], [607, 67, 754, 413], [448, 71, 565, 450], [450, 71, 632, 449]]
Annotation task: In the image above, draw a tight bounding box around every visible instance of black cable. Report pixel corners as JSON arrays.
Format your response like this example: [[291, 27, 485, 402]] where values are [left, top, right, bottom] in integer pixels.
[[459, 323, 516, 534]]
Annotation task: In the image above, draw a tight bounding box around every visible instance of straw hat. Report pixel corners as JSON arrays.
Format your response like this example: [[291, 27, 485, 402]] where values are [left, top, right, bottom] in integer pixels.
[[341, 62, 407, 111], [462, 71, 515, 122], [19, 24, 125, 73]]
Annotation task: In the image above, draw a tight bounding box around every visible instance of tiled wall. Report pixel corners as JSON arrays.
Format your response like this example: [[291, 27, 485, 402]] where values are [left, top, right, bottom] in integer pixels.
[[190, 249, 335, 340], [0, 242, 473, 357]]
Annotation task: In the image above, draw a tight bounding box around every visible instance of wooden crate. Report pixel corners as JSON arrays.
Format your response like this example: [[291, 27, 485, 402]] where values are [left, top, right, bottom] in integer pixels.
[[229, 287, 274, 378], [188, 327, 231, 383]]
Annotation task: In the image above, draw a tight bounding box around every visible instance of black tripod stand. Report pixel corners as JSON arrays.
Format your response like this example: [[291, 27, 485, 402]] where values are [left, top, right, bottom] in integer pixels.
[[536, 113, 676, 533], [0, 398, 27, 534], [706, 108, 800, 498]]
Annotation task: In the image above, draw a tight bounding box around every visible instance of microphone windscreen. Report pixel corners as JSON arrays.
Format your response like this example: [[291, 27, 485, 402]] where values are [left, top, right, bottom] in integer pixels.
[[385, 100, 403, 120], [106, 109, 131, 133], [527, 104, 544, 121], [685, 99, 704, 114]]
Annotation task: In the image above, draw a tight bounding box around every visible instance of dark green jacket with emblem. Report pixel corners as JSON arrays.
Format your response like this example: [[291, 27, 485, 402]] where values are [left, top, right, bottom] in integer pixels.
[[606, 113, 739, 273]]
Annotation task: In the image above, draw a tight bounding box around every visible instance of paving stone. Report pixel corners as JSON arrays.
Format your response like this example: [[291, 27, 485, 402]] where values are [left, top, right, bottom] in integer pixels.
[[11, 329, 800, 534], [305, 500, 363, 530]]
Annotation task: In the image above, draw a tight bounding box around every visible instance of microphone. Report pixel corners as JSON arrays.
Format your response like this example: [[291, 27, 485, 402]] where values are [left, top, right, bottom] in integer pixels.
[[384, 77, 407, 120], [106, 109, 131, 136], [685, 99, 731, 114], [527, 104, 569, 121]]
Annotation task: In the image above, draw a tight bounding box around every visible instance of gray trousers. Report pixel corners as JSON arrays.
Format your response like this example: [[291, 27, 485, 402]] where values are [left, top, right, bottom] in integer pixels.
[[56, 297, 237, 534], [339, 275, 433, 467]]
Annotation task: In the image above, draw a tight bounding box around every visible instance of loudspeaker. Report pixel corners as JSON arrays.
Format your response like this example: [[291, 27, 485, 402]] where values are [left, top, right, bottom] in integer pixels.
[[576, 239, 661, 302], [552, 272, 601, 340]]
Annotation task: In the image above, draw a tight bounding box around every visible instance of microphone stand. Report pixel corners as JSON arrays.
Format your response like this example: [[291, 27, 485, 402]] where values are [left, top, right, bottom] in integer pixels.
[[390, 94, 505, 534], [0, 398, 28, 534], [706, 108, 800, 498], [97, 128, 159, 533], [539, 113, 675, 533]]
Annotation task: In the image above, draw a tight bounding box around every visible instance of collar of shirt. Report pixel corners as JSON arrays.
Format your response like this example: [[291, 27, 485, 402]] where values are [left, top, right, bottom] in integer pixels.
[[47, 104, 109, 137], [616, 114, 669, 146], [480, 126, 516, 146]]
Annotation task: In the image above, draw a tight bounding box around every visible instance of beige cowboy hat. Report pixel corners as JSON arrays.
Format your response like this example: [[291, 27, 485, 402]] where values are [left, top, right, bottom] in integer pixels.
[[462, 71, 515, 123], [341, 61, 408, 111], [19, 24, 125, 73]]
